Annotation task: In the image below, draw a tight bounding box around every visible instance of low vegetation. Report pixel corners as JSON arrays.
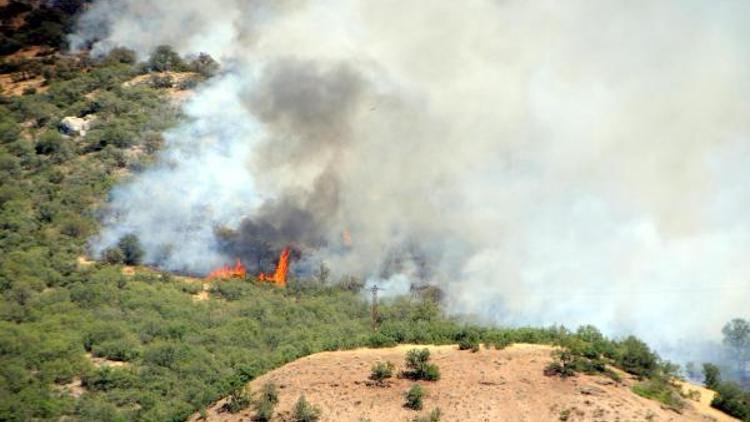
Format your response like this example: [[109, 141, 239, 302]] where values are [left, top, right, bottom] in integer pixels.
[[253, 382, 279, 421], [404, 384, 425, 410], [370, 361, 395, 384], [413, 407, 441, 422], [403, 348, 441, 381], [224, 386, 252, 414], [291, 394, 321, 422], [701, 364, 750, 421]]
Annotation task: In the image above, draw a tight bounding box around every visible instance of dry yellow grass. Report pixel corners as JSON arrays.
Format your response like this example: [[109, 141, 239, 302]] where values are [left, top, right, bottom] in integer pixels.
[[192, 344, 738, 422]]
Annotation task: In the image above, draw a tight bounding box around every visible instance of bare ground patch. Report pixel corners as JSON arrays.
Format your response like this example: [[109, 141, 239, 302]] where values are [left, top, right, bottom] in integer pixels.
[[192, 344, 737, 422]]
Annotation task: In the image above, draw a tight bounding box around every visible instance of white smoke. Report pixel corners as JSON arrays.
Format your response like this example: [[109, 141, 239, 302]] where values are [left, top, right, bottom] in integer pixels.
[[75, 1, 750, 351]]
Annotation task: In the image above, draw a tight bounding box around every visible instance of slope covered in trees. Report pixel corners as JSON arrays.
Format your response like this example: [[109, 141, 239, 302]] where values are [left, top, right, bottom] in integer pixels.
[[0, 10, 748, 421]]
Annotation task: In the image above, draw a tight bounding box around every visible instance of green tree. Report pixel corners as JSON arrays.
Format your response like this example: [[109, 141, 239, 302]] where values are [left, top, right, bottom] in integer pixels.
[[703, 363, 721, 390], [189, 53, 219, 77], [722, 318, 750, 374], [117, 234, 144, 265], [615, 336, 658, 378], [147, 45, 185, 72]]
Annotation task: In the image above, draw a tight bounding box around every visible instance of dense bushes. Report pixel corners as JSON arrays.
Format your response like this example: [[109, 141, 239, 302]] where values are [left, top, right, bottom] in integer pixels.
[[712, 382, 750, 420], [702, 365, 750, 420]]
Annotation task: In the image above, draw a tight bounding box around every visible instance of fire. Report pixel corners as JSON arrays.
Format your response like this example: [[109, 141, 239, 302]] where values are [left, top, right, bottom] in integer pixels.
[[206, 258, 246, 279], [342, 228, 353, 247], [258, 247, 290, 287]]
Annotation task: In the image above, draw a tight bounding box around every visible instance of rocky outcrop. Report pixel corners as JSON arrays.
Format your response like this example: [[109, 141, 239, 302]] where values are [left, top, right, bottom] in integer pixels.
[[59, 115, 94, 137]]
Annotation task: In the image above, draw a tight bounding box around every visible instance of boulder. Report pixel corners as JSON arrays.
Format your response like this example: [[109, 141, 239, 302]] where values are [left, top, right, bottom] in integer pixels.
[[59, 116, 93, 136]]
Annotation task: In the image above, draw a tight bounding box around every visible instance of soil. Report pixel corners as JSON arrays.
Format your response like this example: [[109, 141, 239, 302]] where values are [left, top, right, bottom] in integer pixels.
[[192, 344, 737, 422]]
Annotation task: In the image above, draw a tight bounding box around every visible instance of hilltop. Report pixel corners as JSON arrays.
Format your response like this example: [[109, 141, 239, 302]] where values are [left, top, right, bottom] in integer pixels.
[[194, 344, 736, 422]]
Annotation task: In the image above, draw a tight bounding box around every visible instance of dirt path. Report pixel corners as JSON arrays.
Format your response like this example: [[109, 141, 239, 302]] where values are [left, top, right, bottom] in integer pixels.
[[192, 344, 736, 421]]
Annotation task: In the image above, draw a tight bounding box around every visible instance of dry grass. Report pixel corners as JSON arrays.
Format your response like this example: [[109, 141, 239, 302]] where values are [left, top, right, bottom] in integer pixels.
[[0, 73, 47, 96], [191, 344, 735, 422], [86, 352, 130, 368]]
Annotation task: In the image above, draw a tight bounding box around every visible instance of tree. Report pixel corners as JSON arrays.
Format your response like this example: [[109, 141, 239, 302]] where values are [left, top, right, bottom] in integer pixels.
[[147, 45, 185, 72], [703, 363, 721, 390], [189, 53, 219, 77], [117, 234, 144, 265], [615, 336, 658, 378], [722, 318, 750, 374], [105, 47, 137, 65]]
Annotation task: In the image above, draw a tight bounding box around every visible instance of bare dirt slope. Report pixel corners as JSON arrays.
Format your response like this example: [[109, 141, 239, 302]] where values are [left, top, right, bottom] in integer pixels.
[[193, 344, 737, 422]]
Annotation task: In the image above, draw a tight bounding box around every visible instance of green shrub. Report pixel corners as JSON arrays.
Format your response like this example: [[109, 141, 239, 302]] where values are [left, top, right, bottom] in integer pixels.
[[224, 386, 251, 414], [404, 384, 425, 410], [631, 377, 684, 411], [148, 74, 174, 89], [34, 132, 67, 155], [370, 361, 394, 383], [291, 395, 321, 422], [91, 338, 140, 361], [189, 53, 219, 77], [614, 336, 658, 378], [402, 349, 441, 381], [422, 363, 440, 381], [711, 382, 750, 420], [367, 332, 397, 348], [544, 349, 576, 378], [253, 382, 279, 421], [105, 48, 137, 65], [82, 367, 137, 392], [413, 407, 441, 422], [102, 247, 124, 265], [457, 328, 481, 352]]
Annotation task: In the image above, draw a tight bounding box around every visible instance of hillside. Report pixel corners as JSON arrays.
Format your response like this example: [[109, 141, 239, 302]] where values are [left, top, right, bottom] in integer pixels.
[[194, 344, 736, 422], [3, 3, 750, 422]]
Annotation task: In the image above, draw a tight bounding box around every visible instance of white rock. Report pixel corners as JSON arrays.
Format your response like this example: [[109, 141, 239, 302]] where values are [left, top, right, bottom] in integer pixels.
[[59, 116, 93, 137]]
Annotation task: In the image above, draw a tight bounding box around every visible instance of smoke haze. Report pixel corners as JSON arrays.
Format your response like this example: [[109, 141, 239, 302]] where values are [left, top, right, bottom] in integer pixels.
[[75, 1, 750, 354]]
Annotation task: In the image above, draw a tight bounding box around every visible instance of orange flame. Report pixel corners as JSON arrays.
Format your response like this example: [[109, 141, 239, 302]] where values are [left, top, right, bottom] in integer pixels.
[[342, 229, 353, 247], [258, 247, 290, 287], [206, 258, 246, 279]]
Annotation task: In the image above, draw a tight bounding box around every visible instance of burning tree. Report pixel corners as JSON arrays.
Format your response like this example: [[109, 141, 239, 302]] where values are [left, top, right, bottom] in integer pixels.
[[205, 247, 291, 287]]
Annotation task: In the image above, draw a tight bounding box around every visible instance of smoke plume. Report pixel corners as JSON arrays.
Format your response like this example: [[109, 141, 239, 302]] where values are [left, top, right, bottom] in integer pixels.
[[75, 1, 750, 355]]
